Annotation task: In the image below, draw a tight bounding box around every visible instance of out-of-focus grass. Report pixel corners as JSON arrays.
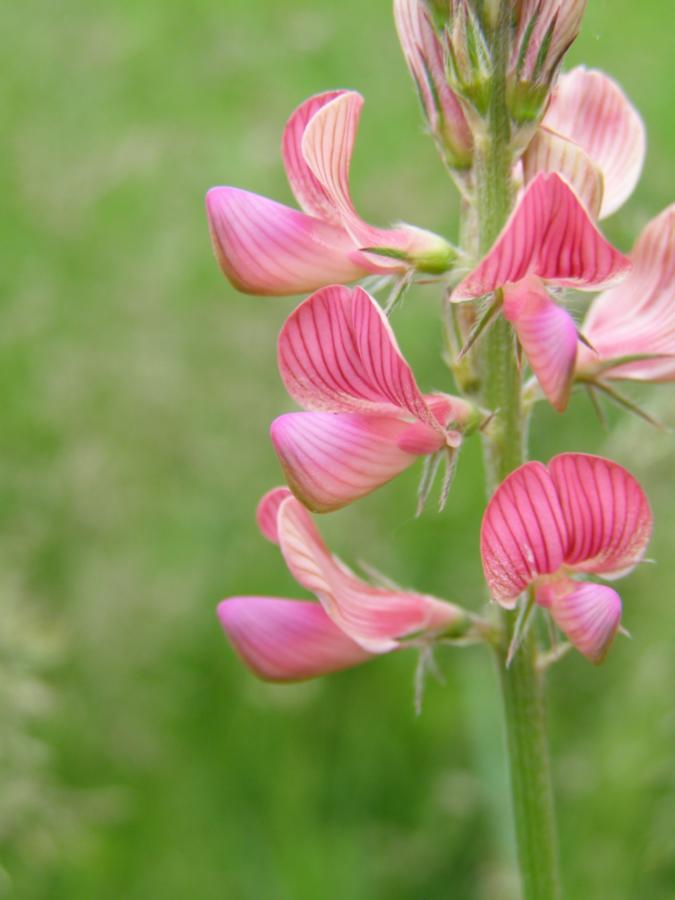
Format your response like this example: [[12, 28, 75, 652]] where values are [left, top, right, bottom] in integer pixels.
[[1, 1, 673, 897]]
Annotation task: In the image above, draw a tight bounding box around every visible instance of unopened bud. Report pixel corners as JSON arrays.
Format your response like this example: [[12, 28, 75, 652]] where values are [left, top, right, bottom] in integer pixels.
[[507, 0, 588, 125], [444, 0, 493, 117], [363, 225, 457, 275], [395, 0, 473, 169]]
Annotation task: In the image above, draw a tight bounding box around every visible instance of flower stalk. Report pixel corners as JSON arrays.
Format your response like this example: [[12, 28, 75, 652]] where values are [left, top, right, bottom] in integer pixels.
[[471, 3, 560, 897], [209, 2, 669, 897]]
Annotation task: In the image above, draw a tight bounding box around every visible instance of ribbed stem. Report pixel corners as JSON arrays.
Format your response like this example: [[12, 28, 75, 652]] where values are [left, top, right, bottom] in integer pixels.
[[469, 3, 561, 898]]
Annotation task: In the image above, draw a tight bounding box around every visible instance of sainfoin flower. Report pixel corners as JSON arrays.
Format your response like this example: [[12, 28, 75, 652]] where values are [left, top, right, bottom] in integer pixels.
[[272, 284, 475, 511], [206, 90, 455, 296], [452, 172, 631, 411], [218, 487, 466, 681], [522, 66, 646, 219], [576, 204, 675, 382], [393, 0, 472, 168], [481, 453, 652, 663]]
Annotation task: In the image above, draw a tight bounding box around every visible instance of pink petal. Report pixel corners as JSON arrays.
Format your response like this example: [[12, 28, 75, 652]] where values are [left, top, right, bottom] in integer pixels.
[[299, 91, 381, 248], [281, 90, 349, 223], [503, 279, 579, 412], [579, 204, 675, 381], [396, 418, 454, 455], [278, 284, 434, 422], [255, 487, 292, 543], [521, 128, 604, 218], [480, 462, 568, 606], [277, 497, 463, 652], [393, 0, 472, 166], [543, 67, 646, 218], [453, 173, 631, 300], [270, 412, 425, 513], [548, 453, 653, 578], [540, 580, 622, 665], [299, 91, 448, 265], [217, 597, 372, 681], [205, 187, 369, 296]]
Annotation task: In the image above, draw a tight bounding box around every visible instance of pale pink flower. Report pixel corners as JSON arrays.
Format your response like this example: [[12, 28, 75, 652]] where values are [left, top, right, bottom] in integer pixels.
[[577, 204, 675, 381], [452, 172, 630, 411], [218, 487, 466, 681], [206, 91, 455, 296], [522, 67, 646, 218], [394, 0, 472, 168], [481, 453, 652, 663], [272, 284, 474, 511]]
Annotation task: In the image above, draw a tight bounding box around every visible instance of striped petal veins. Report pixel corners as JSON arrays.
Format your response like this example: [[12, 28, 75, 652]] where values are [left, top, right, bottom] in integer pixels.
[[452, 173, 630, 301], [480, 454, 651, 661]]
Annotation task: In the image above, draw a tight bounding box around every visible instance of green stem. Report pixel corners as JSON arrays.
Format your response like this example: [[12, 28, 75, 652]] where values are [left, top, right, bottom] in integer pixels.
[[469, 3, 561, 897]]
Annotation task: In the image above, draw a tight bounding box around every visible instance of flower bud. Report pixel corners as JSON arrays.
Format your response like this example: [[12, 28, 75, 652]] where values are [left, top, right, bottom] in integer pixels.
[[394, 0, 473, 169], [363, 224, 457, 274], [444, 0, 493, 117], [507, 0, 588, 125]]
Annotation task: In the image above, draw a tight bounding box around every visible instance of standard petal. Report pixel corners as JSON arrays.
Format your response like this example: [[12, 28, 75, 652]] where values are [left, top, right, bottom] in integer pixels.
[[255, 487, 293, 543], [452, 173, 630, 300], [579, 204, 675, 381], [299, 91, 451, 266], [503, 280, 579, 412], [548, 453, 652, 578], [205, 187, 368, 295], [277, 497, 463, 652], [270, 412, 425, 512], [480, 461, 568, 606], [521, 128, 604, 218], [278, 284, 434, 422], [217, 596, 372, 681], [281, 90, 348, 222], [298, 90, 374, 245], [542, 580, 622, 665], [543, 67, 646, 218]]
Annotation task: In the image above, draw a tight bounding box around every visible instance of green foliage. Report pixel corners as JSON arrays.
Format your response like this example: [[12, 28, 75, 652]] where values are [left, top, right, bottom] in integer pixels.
[[1, 0, 674, 897]]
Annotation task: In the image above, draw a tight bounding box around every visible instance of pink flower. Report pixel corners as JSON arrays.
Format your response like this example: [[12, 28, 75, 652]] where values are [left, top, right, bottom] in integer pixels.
[[522, 67, 646, 218], [271, 283, 475, 511], [218, 487, 466, 681], [452, 172, 630, 411], [206, 91, 455, 296], [394, 0, 472, 168], [481, 453, 652, 663], [576, 204, 675, 382]]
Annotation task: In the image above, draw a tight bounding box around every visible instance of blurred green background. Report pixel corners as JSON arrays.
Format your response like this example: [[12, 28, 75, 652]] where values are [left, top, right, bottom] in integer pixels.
[[2, 0, 674, 897]]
